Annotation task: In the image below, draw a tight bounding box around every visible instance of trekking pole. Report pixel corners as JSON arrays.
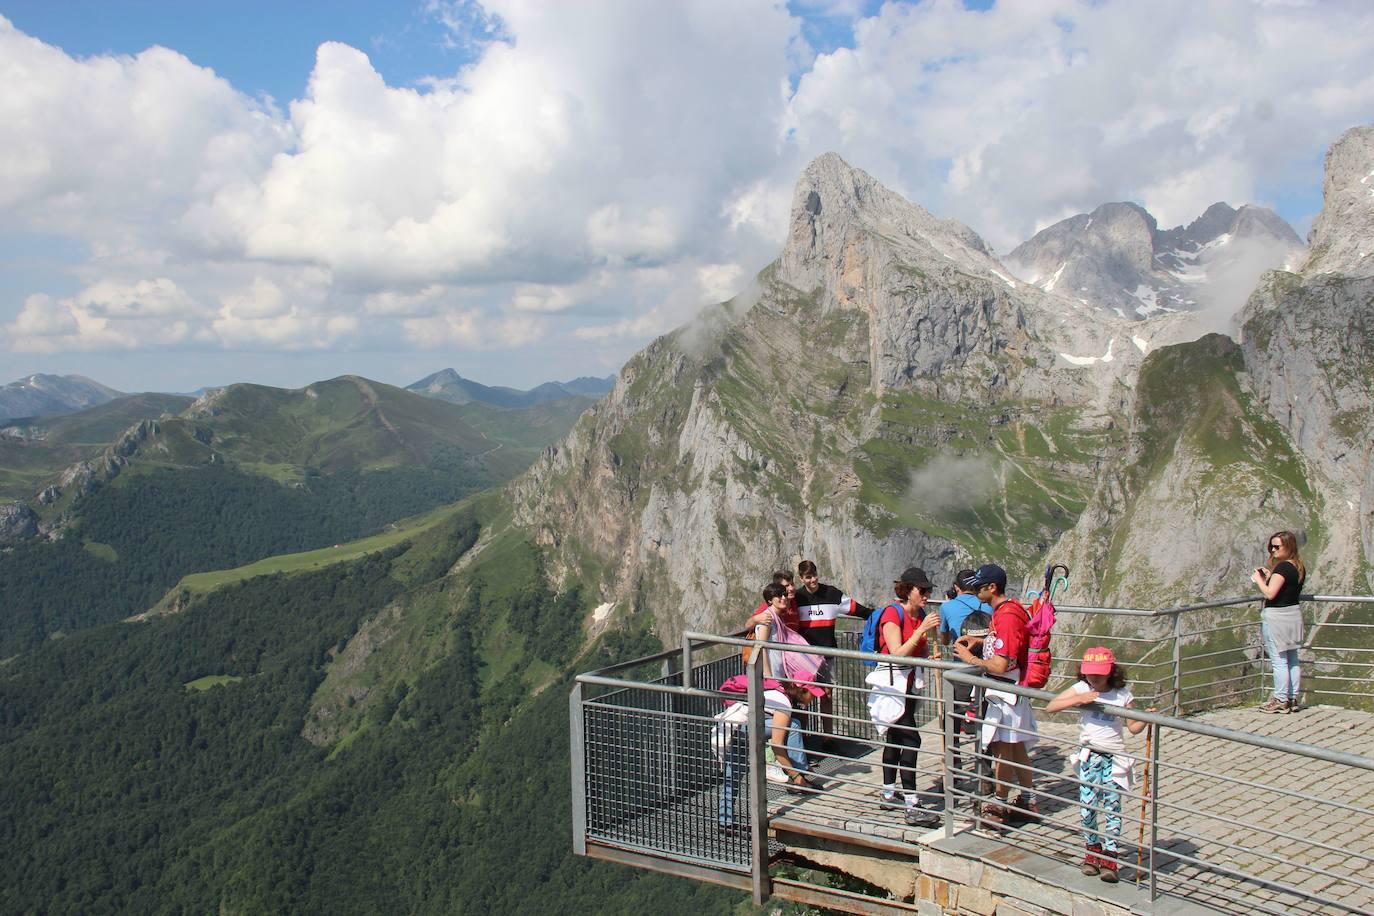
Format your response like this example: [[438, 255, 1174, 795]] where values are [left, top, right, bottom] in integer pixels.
[[931, 637, 945, 752], [1135, 723, 1154, 887]]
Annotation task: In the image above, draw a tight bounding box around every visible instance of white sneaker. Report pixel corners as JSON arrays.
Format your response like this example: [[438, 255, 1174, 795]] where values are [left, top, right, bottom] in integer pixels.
[[766, 764, 787, 783]]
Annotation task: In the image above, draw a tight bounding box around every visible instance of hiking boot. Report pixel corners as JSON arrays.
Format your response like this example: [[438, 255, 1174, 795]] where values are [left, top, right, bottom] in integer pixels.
[[978, 800, 1014, 829], [1287, 699, 1302, 713], [905, 805, 938, 827], [1013, 794, 1041, 822], [1258, 698, 1288, 714], [1082, 845, 1102, 876], [878, 788, 902, 809], [1099, 864, 1119, 883]]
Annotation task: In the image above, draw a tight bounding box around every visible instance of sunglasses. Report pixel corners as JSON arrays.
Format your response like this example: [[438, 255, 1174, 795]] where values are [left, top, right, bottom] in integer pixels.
[[917, 586, 933, 596], [1268, 543, 1282, 552]]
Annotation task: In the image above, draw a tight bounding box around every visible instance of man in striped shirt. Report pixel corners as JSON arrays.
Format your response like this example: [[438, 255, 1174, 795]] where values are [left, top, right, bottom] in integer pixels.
[[795, 559, 874, 746]]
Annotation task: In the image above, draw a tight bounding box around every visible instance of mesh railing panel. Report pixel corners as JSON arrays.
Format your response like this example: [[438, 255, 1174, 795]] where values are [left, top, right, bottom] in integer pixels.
[[584, 702, 750, 867]]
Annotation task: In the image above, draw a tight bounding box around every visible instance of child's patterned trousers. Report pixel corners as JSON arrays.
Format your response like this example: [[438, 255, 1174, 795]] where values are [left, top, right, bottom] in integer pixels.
[[1079, 750, 1122, 853]]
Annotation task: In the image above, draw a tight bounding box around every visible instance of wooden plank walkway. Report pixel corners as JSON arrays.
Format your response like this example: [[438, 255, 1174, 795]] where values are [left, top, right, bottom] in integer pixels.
[[768, 704, 1374, 915]]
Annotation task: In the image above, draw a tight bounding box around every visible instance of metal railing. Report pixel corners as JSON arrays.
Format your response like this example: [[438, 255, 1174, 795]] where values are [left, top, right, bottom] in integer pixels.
[[571, 595, 1374, 913], [1019, 593, 1374, 714]]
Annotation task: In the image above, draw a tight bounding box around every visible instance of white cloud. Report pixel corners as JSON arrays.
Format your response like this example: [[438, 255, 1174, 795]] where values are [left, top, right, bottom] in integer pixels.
[[510, 284, 577, 314], [402, 308, 547, 349], [780, 0, 1374, 249], [0, 18, 286, 244], [211, 272, 358, 349], [363, 285, 451, 317], [3, 1, 1374, 379], [7, 279, 199, 352]]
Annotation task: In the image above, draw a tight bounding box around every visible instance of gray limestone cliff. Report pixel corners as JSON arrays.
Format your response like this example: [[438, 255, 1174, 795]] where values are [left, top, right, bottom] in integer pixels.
[[504, 135, 1368, 652], [1048, 127, 1374, 605], [512, 154, 1143, 637], [1302, 125, 1374, 278]]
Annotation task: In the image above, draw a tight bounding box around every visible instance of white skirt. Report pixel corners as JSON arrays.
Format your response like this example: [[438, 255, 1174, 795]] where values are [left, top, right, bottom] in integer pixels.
[[980, 689, 1039, 747]]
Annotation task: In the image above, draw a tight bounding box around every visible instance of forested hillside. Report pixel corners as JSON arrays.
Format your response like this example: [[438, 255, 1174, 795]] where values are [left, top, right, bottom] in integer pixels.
[[0, 456, 491, 656], [0, 374, 608, 654], [0, 508, 739, 914]]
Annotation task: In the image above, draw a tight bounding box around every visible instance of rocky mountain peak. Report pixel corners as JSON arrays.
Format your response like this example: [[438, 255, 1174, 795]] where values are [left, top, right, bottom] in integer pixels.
[[1303, 124, 1374, 277], [780, 152, 995, 296], [413, 368, 464, 391], [1007, 198, 1302, 321]]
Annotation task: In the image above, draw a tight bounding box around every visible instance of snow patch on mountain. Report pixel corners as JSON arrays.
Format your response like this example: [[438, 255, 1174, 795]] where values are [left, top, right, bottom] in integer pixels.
[[1060, 338, 1116, 366]]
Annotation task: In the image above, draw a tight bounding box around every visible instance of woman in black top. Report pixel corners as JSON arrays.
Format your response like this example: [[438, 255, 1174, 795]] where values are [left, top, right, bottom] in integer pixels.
[[1251, 530, 1307, 713]]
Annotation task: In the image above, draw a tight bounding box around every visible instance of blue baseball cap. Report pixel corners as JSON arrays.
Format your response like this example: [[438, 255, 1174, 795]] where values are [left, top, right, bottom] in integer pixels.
[[966, 564, 1008, 591]]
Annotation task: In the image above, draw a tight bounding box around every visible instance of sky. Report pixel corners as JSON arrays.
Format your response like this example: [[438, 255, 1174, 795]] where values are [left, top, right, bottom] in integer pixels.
[[1, 0, 1371, 394]]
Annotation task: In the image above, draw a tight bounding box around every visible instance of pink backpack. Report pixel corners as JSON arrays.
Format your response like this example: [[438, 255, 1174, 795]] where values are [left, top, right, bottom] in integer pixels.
[[1020, 594, 1055, 689], [1019, 564, 1067, 689]]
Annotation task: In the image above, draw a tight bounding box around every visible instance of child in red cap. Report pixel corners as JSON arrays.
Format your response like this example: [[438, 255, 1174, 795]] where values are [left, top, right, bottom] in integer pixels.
[[1046, 647, 1149, 883]]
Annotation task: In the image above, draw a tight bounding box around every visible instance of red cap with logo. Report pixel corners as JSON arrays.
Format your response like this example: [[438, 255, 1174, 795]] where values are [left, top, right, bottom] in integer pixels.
[[1081, 646, 1115, 675]]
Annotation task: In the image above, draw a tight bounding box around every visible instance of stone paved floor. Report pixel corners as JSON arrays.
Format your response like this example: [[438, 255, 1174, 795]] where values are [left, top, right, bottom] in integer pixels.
[[768, 704, 1374, 915]]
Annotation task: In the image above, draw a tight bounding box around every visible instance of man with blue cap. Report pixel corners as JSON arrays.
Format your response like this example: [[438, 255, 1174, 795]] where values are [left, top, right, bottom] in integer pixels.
[[953, 563, 1039, 827]]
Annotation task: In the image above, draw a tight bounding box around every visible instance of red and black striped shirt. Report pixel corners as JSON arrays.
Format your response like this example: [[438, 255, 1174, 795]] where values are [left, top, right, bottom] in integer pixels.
[[794, 582, 872, 648]]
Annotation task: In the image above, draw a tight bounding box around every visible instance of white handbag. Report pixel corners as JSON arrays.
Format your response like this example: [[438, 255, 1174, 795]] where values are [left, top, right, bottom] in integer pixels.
[[710, 702, 748, 761]]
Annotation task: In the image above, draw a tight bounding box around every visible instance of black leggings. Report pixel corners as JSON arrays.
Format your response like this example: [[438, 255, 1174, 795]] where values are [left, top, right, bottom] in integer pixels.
[[882, 693, 922, 790]]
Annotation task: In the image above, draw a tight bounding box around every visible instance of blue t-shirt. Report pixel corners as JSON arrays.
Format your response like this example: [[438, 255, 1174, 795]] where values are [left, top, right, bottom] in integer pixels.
[[940, 593, 992, 641]]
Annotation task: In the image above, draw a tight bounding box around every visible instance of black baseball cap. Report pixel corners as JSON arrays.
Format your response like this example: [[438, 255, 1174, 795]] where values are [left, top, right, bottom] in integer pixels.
[[897, 566, 934, 589]]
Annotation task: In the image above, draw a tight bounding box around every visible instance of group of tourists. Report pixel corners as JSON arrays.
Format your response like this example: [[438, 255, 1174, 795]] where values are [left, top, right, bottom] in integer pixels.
[[716, 529, 1309, 881]]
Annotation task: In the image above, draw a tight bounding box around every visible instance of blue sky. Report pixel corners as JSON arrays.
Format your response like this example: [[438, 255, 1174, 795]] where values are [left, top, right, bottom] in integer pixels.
[[0, 0, 1363, 394], [2, 0, 898, 107], [0, 1, 472, 107]]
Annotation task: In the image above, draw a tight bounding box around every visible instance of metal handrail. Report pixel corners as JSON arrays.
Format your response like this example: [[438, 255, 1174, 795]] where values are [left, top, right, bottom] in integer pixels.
[[573, 594, 1374, 914], [941, 668, 1374, 771]]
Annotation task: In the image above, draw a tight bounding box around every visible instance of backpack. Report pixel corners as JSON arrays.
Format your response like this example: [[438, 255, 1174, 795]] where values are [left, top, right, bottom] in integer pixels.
[[711, 675, 785, 760], [1019, 564, 1066, 689], [860, 604, 905, 667]]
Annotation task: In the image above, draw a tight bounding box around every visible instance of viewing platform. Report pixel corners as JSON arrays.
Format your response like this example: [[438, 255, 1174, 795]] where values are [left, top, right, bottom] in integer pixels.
[[570, 594, 1374, 914]]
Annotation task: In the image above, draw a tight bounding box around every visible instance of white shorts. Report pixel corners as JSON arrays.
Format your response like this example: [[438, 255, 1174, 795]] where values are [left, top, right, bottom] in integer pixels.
[[980, 689, 1039, 747]]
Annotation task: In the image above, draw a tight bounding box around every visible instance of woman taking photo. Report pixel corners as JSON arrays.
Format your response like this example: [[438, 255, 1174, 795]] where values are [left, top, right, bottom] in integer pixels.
[[1251, 530, 1307, 714], [872, 567, 941, 825]]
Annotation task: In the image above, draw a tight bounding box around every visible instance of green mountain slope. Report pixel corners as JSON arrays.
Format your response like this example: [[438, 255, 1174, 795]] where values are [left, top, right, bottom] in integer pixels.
[[0, 377, 523, 654], [0, 498, 735, 915], [185, 376, 494, 474], [1052, 333, 1317, 606], [0, 393, 193, 499]]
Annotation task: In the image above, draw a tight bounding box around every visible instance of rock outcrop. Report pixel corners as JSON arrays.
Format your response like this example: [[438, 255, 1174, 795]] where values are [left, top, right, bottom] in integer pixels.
[[1302, 125, 1374, 278], [513, 154, 1145, 635], [1048, 126, 1374, 604], [0, 501, 38, 543]]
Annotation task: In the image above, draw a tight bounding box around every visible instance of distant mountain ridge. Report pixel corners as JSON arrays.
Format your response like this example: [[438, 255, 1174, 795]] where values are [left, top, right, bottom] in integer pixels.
[[0, 374, 123, 423], [406, 368, 614, 407], [1006, 200, 1304, 320]]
